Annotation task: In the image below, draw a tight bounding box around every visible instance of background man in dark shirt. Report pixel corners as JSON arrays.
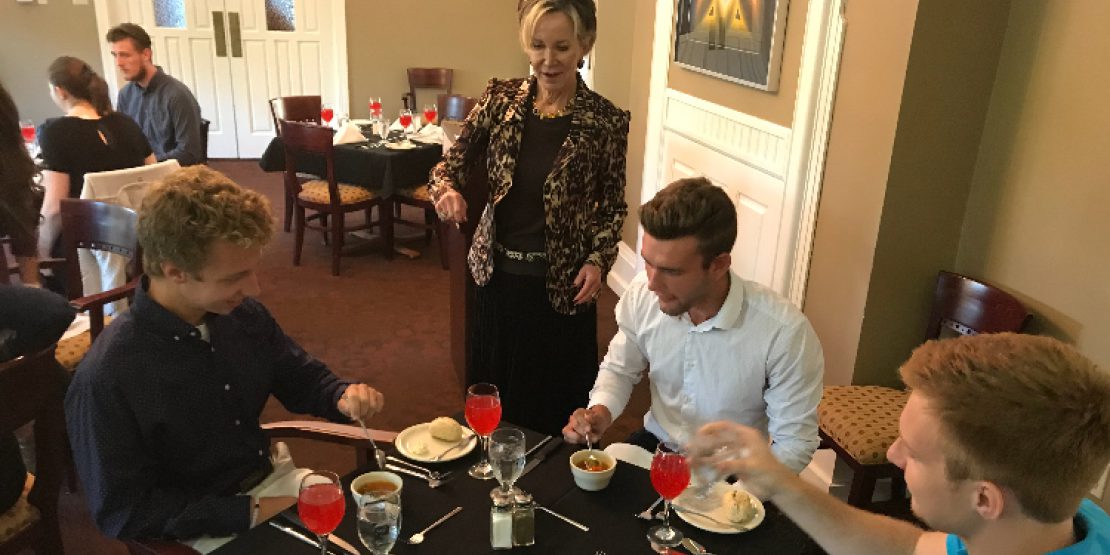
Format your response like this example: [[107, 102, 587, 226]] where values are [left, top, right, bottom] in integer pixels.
[[65, 166, 385, 547], [107, 23, 204, 166]]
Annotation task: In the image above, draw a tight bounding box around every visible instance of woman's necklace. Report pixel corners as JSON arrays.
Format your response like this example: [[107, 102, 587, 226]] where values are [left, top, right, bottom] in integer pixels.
[[533, 89, 575, 120]]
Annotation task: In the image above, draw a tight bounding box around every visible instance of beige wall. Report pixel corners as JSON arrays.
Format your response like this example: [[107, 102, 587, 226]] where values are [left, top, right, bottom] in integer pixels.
[[0, 2, 103, 124], [345, 1, 528, 119], [957, 0, 1110, 506], [849, 0, 1011, 387], [592, 0, 656, 246], [666, 0, 807, 128], [801, 0, 920, 386]]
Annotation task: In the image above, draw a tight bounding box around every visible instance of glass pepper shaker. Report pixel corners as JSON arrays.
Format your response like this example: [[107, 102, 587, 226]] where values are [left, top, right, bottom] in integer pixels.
[[491, 489, 514, 549], [512, 492, 536, 547]]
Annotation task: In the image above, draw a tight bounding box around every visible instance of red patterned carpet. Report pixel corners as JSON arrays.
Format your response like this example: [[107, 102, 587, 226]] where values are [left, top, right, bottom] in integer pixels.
[[53, 159, 649, 553]]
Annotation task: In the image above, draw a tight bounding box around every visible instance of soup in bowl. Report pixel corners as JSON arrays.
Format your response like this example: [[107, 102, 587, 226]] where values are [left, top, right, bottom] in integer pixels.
[[569, 449, 617, 491]]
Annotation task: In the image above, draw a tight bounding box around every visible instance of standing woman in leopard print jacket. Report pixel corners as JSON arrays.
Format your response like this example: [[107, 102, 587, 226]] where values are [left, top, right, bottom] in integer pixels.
[[430, 0, 629, 436]]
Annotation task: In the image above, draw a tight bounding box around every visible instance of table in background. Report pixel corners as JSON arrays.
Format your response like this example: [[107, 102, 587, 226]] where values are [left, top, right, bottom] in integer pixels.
[[214, 423, 826, 554], [258, 132, 442, 198]]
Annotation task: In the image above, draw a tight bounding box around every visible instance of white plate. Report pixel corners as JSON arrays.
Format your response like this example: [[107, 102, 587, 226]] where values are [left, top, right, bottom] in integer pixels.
[[384, 141, 416, 150], [673, 482, 765, 534], [395, 422, 476, 463]]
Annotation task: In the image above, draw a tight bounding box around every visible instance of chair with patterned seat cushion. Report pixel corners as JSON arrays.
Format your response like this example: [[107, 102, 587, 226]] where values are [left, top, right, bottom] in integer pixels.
[[282, 120, 390, 276], [0, 345, 68, 555], [392, 184, 449, 270], [818, 270, 1032, 508]]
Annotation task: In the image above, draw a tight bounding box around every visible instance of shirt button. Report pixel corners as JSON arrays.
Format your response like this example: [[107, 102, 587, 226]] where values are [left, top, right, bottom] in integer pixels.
[[211, 347, 216, 353], [173, 335, 180, 341], [258, 449, 265, 456], [224, 384, 231, 391], [234, 419, 241, 426]]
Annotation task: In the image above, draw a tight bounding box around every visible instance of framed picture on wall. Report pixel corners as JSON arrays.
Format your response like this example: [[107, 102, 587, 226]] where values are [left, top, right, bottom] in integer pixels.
[[674, 0, 791, 91]]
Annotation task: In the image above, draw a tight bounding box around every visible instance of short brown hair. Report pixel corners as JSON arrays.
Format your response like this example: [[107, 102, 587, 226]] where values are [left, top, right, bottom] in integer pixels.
[[518, 0, 598, 52], [106, 23, 152, 52], [640, 177, 736, 267], [900, 333, 1110, 522], [138, 166, 273, 277]]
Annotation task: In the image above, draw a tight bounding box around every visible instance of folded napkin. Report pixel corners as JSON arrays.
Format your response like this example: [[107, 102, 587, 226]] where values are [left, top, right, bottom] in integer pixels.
[[413, 123, 444, 144], [333, 122, 367, 145]]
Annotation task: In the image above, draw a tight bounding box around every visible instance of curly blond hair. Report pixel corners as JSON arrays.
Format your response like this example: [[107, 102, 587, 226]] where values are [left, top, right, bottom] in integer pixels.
[[900, 333, 1110, 522], [138, 166, 273, 277]]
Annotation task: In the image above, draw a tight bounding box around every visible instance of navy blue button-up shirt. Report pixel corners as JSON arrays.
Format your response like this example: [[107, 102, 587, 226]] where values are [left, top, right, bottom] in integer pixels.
[[65, 280, 352, 540]]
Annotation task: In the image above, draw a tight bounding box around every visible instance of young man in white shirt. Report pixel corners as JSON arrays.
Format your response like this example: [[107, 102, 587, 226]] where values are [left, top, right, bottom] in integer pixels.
[[562, 177, 824, 473], [689, 333, 1110, 555]]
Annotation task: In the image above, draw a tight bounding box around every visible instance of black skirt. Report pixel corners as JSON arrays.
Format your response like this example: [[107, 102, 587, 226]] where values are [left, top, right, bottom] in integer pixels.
[[468, 269, 599, 436]]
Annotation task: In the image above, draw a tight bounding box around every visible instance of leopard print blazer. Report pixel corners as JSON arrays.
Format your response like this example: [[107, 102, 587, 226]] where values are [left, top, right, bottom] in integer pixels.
[[429, 75, 630, 315]]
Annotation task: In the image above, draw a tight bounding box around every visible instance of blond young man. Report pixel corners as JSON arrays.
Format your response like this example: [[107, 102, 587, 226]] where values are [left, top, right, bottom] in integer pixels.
[[65, 167, 384, 549], [690, 333, 1110, 555]]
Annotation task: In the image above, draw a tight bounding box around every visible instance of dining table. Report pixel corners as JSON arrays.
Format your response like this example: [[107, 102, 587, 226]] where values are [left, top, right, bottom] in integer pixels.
[[212, 420, 827, 555], [257, 127, 443, 198]]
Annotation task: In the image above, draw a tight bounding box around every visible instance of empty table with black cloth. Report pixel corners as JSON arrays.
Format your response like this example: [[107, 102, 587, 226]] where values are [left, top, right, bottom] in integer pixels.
[[214, 419, 826, 555], [258, 132, 442, 199]]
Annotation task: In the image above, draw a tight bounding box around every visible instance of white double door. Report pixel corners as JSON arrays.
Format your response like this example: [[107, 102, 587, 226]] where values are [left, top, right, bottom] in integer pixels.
[[97, 0, 344, 159]]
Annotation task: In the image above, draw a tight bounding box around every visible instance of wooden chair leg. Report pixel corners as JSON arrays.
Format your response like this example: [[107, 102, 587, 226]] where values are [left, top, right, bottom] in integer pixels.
[[381, 203, 394, 261], [846, 469, 878, 508], [293, 206, 306, 266], [320, 214, 330, 246], [330, 210, 343, 276], [423, 207, 435, 245], [283, 192, 293, 233], [435, 220, 449, 271]]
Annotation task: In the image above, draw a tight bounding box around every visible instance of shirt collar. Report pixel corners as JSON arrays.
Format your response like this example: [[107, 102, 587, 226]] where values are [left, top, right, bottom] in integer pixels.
[[131, 276, 211, 342], [138, 66, 167, 93], [696, 271, 746, 331]]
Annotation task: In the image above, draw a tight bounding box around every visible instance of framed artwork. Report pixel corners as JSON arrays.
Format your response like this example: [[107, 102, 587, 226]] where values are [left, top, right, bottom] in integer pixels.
[[674, 0, 791, 91]]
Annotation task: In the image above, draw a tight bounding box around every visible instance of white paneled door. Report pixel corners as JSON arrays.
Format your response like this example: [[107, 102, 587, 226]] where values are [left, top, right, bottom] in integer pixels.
[[96, 0, 343, 159]]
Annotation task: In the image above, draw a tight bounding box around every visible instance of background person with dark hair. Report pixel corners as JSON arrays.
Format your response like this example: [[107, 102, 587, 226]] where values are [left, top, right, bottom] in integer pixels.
[[564, 177, 825, 474], [0, 82, 41, 286], [107, 23, 204, 166]]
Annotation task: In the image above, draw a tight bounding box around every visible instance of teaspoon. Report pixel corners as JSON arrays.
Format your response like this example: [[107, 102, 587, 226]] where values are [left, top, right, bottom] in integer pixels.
[[406, 506, 463, 544]]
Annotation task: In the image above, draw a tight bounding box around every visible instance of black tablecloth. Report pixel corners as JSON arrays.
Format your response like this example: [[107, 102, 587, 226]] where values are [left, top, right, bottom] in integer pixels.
[[258, 133, 442, 198], [213, 423, 826, 555]]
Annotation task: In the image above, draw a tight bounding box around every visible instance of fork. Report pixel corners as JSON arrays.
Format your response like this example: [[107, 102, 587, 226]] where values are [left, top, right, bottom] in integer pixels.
[[432, 432, 476, 461], [385, 456, 451, 481], [385, 464, 450, 488], [636, 496, 664, 520]]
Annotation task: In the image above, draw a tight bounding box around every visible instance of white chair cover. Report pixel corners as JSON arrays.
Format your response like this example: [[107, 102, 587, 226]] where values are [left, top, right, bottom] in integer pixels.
[[78, 160, 181, 314]]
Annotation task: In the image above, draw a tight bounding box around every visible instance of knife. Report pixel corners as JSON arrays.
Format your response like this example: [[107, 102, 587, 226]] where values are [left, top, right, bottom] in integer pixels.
[[278, 513, 361, 555], [268, 521, 340, 555], [518, 437, 563, 479], [524, 435, 553, 458]]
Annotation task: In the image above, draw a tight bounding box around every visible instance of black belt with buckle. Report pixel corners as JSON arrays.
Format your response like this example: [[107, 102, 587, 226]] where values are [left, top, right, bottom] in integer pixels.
[[236, 457, 274, 493]]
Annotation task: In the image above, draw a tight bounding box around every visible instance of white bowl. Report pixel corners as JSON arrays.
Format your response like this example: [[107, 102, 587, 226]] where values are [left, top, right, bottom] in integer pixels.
[[569, 449, 617, 491], [350, 471, 403, 506]]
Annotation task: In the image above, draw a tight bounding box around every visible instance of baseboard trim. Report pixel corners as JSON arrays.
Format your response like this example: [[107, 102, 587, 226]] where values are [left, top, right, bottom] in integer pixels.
[[606, 241, 639, 296]]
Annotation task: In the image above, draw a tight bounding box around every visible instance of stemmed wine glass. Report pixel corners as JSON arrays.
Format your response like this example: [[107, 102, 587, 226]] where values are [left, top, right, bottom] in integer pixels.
[[357, 489, 402, 555], [19, 119, 35, 156], [464, 383, 501, 479], [321, 103, 335, 127], [647, 441, 690, 549], [398, 108, 414, 143], [488, 427, 526, 498], [423, 104, 438, 126], [298, 471, 345, 555]]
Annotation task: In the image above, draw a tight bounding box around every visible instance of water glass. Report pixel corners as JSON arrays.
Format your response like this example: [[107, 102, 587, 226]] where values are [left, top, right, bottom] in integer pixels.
[[489, 427, 526, 498], [357, 490, 402, 555]]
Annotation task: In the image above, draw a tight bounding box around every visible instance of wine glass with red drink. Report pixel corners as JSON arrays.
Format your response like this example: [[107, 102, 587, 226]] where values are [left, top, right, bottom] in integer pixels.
[[398, 108, 414, 143], [647, 441, 690, 548], [298, 471, 345, 555], [321, 104, 334, 127], [423, 104, 437, 126], [369, 97, 382, 118], [464, 382, 501, 479]]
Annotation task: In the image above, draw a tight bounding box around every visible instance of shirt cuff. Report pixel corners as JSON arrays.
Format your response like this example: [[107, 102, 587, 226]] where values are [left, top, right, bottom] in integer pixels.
[[589, 391, 628, 422]]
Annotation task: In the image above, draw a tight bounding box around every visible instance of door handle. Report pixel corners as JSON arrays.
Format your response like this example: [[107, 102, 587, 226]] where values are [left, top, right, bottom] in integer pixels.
[[212, 11, 228, 57], [229, 12, 243, 58]]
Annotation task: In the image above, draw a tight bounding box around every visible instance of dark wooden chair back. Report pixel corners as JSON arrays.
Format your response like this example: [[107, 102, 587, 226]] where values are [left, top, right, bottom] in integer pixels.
[[0, 345, 68, 555], [278, 95, 323, 130], [280, 120, 342, 209], [437, 94, 478, 123], [926, 271, 1032, 339], [59, 198, 141, 301], [199, 118, 210, 163], [406, 68, 453, 109]]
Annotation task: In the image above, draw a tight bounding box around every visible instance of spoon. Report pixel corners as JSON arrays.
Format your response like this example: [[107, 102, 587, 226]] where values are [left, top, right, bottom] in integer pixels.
[[356, 417, 387, 470], [584, 434, 603, 470], [671, 505, 751, 531], [636, 496, 664, 520], [681, 537, 716, 555], [432, 432, 476, 461], [406, 506, 463, 544]]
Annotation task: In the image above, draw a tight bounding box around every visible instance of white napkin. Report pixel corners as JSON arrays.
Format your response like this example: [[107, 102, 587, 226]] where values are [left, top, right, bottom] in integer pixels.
[[333, 122, 367, 145], [389, 118, 405, 132], [413, 123, 444, 144]]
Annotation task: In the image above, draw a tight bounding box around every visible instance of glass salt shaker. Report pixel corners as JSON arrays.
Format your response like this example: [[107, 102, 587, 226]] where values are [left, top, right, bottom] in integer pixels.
[[491, 489, 514, 549]]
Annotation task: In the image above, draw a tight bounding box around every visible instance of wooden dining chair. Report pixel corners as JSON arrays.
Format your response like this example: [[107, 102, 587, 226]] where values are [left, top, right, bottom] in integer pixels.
[[817, 270, 1032, 508], [271, 95, 324, 233], [0, 345, 68, 555], [392, 185, 449, 270], [281, 121, 390, 276], [405, 68, 453, 110], [436, 93, 478, 123]]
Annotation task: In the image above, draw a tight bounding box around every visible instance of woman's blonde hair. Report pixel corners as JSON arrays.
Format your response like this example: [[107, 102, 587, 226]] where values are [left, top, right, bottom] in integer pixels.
[[518, 0, 597, 52], [138, 166, 273, 277], [900, 333, 1110, 523]]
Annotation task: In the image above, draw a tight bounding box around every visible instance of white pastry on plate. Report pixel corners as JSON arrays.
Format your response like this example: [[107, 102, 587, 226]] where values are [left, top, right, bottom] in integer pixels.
[[429, 417, 462, 442]]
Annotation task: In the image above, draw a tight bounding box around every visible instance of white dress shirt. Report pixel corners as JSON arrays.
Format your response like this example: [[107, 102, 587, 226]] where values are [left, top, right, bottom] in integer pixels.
[[589, 271, 824, 473]]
